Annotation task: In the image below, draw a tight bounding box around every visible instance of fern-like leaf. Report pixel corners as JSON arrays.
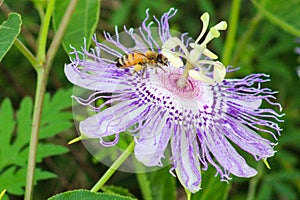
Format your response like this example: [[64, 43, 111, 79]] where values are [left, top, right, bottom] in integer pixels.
[[0, 88, 73, 196]]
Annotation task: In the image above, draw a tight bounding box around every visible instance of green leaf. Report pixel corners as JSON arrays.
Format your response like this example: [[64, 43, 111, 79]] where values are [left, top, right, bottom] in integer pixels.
[[101, 185, 136, 198], [52, 0, 100, 56], [48, 189, 137, 200], [0, 167, 55, 195], [40, 88, 73, 139], [251, 0, 300, 36], [0, 12, 22, 62], [136, 167, 176, 200], [35, 144, 69, 162], [0, 167, 25, 195], [0, 88, 73, 196], [191, 167, 230, 200]]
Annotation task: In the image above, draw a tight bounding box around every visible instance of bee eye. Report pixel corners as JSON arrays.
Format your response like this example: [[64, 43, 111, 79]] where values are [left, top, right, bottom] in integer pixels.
[[157, 54, 163, 63]]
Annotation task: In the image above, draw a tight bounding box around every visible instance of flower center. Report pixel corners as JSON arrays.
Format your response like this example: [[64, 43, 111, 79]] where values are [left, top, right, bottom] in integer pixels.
[[160, 72, 200, 98]]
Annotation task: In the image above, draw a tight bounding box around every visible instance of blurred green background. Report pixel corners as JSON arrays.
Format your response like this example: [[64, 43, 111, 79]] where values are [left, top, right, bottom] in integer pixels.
[[0, 0, 299, 199]]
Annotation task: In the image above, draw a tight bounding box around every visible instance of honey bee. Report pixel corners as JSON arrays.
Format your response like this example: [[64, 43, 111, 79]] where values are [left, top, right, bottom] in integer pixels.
[[116, 51, 168, 75]]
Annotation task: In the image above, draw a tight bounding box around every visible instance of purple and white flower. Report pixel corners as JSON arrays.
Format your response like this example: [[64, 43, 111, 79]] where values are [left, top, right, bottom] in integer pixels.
[[65, 8, 283, 193]]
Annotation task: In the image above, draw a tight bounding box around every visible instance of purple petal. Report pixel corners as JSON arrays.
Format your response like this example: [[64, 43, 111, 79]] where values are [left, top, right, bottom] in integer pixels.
[[80, 99, 147, 138], [173, 124, 201, 193], [202, 125, 257, 177], [221, 119, 275, 159], [229, 98, 262, 109], [64, 63, 132, 92], [134, 112, 171, 166]]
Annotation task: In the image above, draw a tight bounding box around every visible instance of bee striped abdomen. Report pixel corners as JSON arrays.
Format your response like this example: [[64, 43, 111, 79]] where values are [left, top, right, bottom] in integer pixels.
[[116, 53, 140, 68]]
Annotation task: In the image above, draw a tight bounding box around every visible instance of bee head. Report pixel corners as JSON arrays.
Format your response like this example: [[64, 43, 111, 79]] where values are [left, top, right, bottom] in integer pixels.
[[157, 54, 169, 66]]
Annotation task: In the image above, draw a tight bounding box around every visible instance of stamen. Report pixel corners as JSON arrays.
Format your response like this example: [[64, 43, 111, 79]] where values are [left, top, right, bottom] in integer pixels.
[[162, 12, 227, 86], [194, 12, 209, 44]]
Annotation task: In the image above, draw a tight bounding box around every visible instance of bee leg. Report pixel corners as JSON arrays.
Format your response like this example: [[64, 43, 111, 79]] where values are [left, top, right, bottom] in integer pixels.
[[157, 65, 166, 73], [133, 64, 143, 75], [141, 67, 147, 78]]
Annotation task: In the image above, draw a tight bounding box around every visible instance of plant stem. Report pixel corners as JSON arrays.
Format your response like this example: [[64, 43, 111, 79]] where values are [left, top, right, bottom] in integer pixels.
[[221, 0, 241, 66], [90, 141, 135, 192], [24, 68, 47, 200], [24, 0, 79, 199], [136, 167, 152, 200], [36, 0, 56, 63], [46, 0, 80, 72], [14, 38, 37, 68], [246, 162, 263, 200], [185, 188, 191, 200]]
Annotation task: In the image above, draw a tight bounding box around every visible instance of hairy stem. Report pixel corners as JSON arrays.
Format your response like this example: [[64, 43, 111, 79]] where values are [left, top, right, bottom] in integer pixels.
[[221, 0, 241, 66], [90, 141, 135, 192]]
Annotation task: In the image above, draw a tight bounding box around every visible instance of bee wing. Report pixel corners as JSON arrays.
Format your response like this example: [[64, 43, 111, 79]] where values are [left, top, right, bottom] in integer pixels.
[[132, 50, 147, 57]]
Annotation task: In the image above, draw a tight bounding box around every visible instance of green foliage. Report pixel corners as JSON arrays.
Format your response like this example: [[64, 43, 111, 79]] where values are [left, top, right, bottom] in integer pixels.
[[101, 185, 136, 198], [136, 167, 176, 200], [1, 0, 300, 199], [251, 0, 300, 37], [109, 0, 173, 27], [52, 0, 100, 56], [191, 167, 230, 200], [0, 13, 22, 62], [0, 88, 73, 196], [48, 189, 137, 200]]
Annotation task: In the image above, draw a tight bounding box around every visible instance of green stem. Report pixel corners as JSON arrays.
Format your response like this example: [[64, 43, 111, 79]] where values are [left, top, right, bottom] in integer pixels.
[[24, 0, 79, 199], [90, 141, 135, 192], [14, 38, 37, 68], [36, 0, 56, 64], [221, 0, 241, 66], [46, 0, 80, 72], [246, 162, 263, 200], [185, 188, 191, 200], [136, 167, 152, 200], [24, 68, 47, 200]]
